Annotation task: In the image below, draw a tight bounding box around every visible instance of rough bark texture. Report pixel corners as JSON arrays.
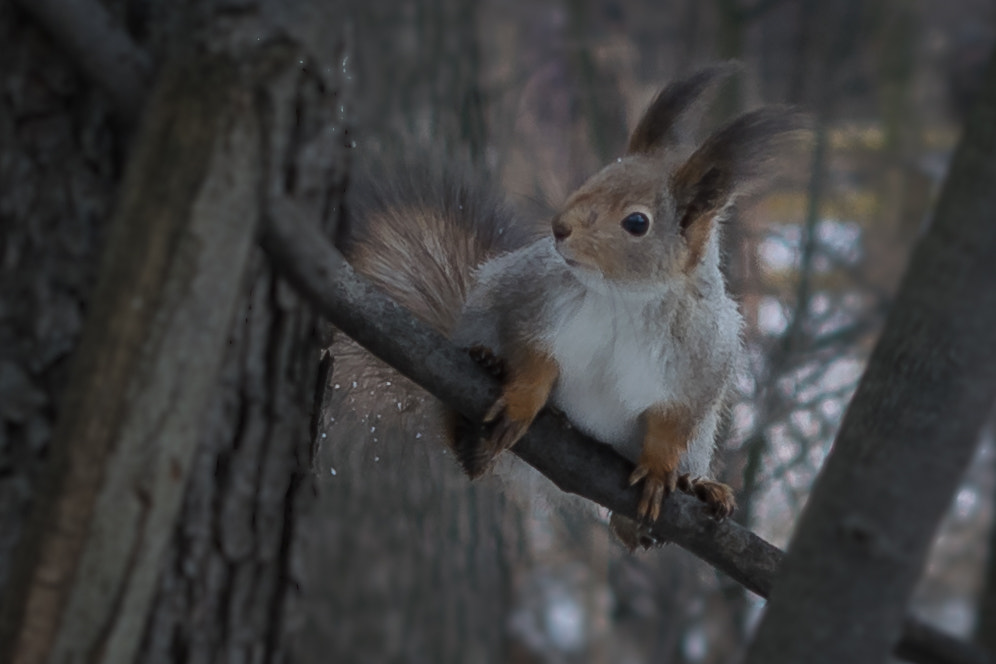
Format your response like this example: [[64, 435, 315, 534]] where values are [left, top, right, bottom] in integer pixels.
[[0, 0, 118, 619], [289, 3, 526, 660], [0, 2, 349, 663], [1, 1, 525, 661], [133, 12, 350, 664], [742, 47, 996, 664], [298, 412, 522, 663], [2, 50, 265, 664]]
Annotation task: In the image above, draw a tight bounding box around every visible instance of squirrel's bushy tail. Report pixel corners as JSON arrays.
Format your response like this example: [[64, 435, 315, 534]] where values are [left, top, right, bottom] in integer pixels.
[[322, 163, 541, 451], [338, 163, 539, 334]]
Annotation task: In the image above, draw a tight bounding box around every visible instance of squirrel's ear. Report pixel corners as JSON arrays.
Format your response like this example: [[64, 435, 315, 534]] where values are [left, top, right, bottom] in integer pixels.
[[672, 107, 809, 269], [626, 63, 738, 155]]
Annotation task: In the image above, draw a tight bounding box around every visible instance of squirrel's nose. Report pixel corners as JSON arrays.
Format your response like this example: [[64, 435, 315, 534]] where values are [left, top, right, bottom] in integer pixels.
[[552, 218, 572, 241]]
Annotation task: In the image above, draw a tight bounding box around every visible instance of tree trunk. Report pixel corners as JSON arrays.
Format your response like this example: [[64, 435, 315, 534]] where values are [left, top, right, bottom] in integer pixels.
[[743, 46, 996, 664], [1, 1, 524, 661], [0, 3, 349, 663], [295, 2, 527, 660], [299, 412, 522, 662], [0, 0, 118, 607]]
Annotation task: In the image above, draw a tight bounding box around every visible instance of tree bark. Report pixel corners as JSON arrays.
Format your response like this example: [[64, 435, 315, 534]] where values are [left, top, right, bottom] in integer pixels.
[[0, 3, 349, 663], [0, 42, 265, 664], [0, 0, 118, 613], [298, 412, 522, 662], [742, 46, 996, 664], [294, 4, 526, 660]]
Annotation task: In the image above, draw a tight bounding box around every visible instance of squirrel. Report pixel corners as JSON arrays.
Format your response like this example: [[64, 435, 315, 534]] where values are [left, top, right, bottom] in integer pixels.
[[332, 65, 803, 548]]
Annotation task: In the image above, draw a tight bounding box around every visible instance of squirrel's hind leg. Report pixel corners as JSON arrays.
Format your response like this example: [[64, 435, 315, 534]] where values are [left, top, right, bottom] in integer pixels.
[[445, 411, 493, 478], [445, 345, 508, 478], [481, 347, 558, 457], [445, 344, 555, 477]]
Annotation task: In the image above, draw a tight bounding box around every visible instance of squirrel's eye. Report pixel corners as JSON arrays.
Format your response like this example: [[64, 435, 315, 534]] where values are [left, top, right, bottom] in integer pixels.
[[621, 212, 650, 236]]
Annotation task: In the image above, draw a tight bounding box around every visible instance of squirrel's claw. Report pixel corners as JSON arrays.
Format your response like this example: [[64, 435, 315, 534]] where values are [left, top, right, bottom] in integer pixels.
[[449, 413, 493, 479], [483, 396, 531, 455], [680, 477, 736, 520], [628, 464, 736, 523], [629, 464, 678, 523], [483, 395, 506, 424], [450, 395, 530, 479]]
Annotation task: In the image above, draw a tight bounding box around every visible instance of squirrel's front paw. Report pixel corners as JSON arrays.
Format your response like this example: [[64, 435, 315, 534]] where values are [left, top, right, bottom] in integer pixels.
[[482, 396, 531, 455], [628, 463, 679, 523], [678, 476, 736, 520]]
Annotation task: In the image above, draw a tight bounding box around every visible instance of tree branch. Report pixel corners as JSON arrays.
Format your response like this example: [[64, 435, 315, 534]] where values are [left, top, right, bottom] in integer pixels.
[[259, 202, 992, 664]]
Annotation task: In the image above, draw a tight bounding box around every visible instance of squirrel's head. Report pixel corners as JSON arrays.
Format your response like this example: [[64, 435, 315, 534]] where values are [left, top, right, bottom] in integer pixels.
[[552, 65, 807, 288]]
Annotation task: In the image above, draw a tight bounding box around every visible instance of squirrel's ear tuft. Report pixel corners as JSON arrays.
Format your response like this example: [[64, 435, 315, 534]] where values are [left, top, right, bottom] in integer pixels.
[[672, 107, 810, 269], [626, 63, 739, 155]]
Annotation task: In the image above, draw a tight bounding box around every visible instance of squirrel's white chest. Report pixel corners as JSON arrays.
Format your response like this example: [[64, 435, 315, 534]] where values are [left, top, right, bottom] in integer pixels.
[[542, 291, 679, 452]]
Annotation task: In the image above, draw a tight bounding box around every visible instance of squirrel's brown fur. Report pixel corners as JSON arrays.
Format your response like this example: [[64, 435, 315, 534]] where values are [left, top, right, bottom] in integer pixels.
[[339, 163, 543, 333]]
